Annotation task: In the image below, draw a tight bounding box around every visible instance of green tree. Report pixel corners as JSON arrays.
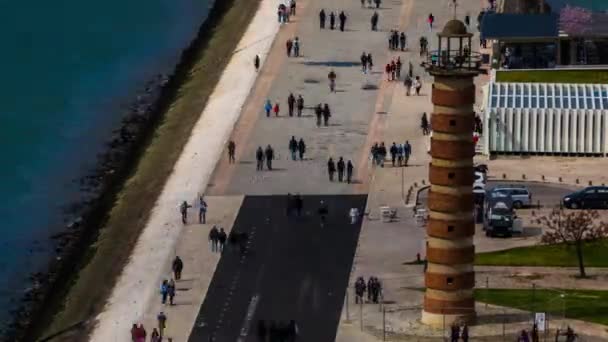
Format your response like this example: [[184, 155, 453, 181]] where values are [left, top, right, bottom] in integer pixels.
[[537, 209, 608, 277]]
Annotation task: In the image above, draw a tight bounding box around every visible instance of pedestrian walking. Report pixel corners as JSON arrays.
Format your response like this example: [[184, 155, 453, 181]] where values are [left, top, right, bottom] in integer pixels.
[[293, 36, 300, 57], [315, 103, 322, 126], [160, 279, 169, 304], [322, 103, 331, 126], [404, 140, 411, 165], [346, 160, 354, 183], [318, 200, 329, 226], [329, 11, 336, 30], [408, 61, 413, 78], [264, 99, 272, 117], [209, 225, 219, 252], [273, 102, 280, 116], [327, 157, 336, 181], [450, 324, 460, 342], [328, 70, 337, 92], [419, 36, 428, 56], [371, 11, 379, 31], [461, 324, 470, 342], [374, 0, 381, 8], [390, 142, 398, 166], [421, 112, 429, 135], [286, 38, 293, 57], [180, 200, 191, 224], [294, 193, 303, 216], [360, 52, 368, 73], [199, 195, 207, 224], [390, 60, 396, 81], [296, 94, 304, 116], [287, 93, 295, 116], [385, 63, 391, 81], [289, 136, 298, 160], [167, 279, 176, 305], [228, 140, 236, 163], [339, 11, 347, 31], [150, 329, 160, 342], [298, 138, 306, 160], [254, 54, 260, 71], [404, 74, 412, 95], [354, 277, 366, 303], [290, 0, 296, 16], [396, 57, 402, 79], [319, 9, 326, 28], [337, 157, 345, 182], [157, 312, 167, 338], [428, 13, 434, 30], [367, 53, 373, 71], [256, 146, 264, 170], [218, 228, 227, 252], [397, 143, 404, 166], [265, 145, 274, 170], [400, 32, 406, 51], [464, 14, 470, 27], [378, 142, 386, 167], [367, 277, 374, 302], [172, 256, 183, 280], [413, 76, 422, 95]]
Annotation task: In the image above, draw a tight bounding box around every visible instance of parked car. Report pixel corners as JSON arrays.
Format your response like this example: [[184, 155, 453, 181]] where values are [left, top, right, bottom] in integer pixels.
[[563, 186, 608, 209], [490, 185, 532, 209]]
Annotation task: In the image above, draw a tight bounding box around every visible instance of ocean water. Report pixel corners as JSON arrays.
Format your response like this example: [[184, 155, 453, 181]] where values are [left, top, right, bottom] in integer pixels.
[[0, 0, 212, 325]]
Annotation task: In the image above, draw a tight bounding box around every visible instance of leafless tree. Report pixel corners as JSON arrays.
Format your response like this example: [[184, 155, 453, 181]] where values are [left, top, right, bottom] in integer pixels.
[[537, 209, 608, 277]]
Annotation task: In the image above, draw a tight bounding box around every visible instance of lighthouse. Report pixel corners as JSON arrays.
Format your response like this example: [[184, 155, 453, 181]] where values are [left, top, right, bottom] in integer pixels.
[[421, 19, 482, 326]]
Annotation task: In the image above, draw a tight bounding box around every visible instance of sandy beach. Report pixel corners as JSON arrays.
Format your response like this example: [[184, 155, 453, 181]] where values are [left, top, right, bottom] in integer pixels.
[[88, 0, 280, 339]]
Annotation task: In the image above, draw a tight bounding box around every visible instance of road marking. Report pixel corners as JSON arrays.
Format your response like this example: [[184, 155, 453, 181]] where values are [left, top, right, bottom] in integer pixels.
[[238, 294, 260, 342]]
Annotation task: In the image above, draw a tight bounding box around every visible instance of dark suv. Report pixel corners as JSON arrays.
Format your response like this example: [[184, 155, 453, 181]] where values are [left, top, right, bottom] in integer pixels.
[[562, 186, 608, 209]]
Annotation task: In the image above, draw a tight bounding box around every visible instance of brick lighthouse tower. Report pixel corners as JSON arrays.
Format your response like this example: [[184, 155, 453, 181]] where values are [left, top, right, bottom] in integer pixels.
[[421, 19, 482, 326]]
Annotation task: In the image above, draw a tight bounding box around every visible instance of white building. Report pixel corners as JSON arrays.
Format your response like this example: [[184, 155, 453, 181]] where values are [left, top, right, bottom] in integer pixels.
[[484, 81, 608, 156]]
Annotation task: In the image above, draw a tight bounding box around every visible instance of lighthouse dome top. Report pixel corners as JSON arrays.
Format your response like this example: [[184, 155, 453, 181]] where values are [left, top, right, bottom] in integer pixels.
[[439, 19, 472, 37]]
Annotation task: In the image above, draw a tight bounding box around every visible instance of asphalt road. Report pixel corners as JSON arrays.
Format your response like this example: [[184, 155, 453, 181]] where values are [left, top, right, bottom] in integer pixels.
[[418, 181, 580, 208], [189, 195, 367, 342]]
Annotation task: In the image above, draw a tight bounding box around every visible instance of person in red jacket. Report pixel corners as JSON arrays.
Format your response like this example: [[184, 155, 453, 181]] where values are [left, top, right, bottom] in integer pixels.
[[273, 103, 280, 116]]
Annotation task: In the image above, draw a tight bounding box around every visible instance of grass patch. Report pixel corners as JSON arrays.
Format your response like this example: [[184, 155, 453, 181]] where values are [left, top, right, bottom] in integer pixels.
[[475, 240, 608, 267], [496, 69, 608, 84], [35, 0, 261, 339], [475, 288, 608, 326]]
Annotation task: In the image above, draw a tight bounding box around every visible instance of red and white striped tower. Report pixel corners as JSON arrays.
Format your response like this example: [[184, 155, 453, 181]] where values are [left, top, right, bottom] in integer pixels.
[[421, 19, 482, 326]]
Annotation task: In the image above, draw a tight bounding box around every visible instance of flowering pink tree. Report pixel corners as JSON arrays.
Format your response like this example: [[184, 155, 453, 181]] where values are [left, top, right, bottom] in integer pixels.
[[560, 5, 593, 36]]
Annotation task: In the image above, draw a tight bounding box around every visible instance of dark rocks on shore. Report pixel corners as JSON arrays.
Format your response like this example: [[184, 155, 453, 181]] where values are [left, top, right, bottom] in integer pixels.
[[3, 72, 173, 342]]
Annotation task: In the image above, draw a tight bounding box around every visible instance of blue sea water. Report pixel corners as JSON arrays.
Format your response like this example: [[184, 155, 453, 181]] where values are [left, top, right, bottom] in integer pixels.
[[0, 0, 212, 325]]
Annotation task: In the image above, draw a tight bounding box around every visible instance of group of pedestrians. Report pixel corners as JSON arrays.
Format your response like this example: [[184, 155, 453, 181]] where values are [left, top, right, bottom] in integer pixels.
[[285, 37, 301, 57], [318, 9, 348, 31], [160, 279, 176, 305], [277, 0, 296, 24], [208, 225, 227, 253], [131, 323, 162, 342], [360, 52, 374, 74], [354, 276, 382, 304], [314, 103, 332, 126], [403, 74, 422, 95], [385, 57, 402, 81], [360, 0, 381, 9], [178, 195, 208, 225], [288, 136, 306, 160], [327, 157, 354, 183], [449, 323, 469, 342], [286, 93, 304, 116], [256, 319, 298, 342], [256, 145, 275, 170], [388, 30, 406, 51], [389, 141, 412, 166]]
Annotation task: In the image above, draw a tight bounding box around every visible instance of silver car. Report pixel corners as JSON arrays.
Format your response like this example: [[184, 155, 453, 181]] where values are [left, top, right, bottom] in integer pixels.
[[490, 186, 532, 209]]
